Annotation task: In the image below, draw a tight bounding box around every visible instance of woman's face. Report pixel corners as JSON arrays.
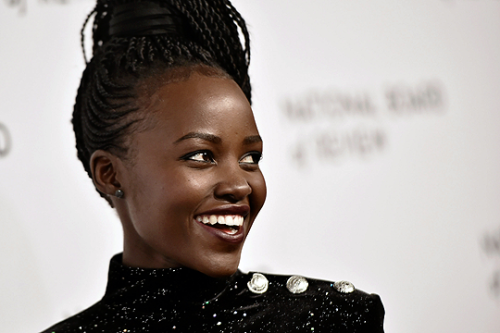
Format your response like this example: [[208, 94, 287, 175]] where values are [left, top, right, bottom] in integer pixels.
[[114, 72, 266, 277]]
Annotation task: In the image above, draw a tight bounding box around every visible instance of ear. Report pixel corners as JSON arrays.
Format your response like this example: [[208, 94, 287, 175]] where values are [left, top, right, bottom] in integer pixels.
[[90, 149, 122, 197]]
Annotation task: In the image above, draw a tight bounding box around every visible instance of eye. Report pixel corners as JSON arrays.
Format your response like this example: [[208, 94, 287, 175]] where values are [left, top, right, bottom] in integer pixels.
[[239, 152, 262, 165], [181, 150, 215, 163]]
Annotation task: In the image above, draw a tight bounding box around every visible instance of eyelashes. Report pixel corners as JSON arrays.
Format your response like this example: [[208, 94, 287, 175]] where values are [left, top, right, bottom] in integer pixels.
[[181, 150, 215, 163], [239, 152, 262, 165], [180, 150, 262, 166]]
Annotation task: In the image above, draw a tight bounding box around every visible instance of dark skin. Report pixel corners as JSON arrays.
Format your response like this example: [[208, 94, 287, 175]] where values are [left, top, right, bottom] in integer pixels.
[[90, 72, 267, 278]]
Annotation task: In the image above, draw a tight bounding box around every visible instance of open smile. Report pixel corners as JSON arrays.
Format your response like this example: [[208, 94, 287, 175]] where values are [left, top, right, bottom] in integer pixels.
[[194, 205, 250, 241], [195, 214, 244, 235]]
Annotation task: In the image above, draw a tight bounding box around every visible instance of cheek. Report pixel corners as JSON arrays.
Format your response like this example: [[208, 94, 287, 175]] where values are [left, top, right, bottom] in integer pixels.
[[250, 171, 267, 214], [125, 168, 178, 225], [141, 170, 210, 221], [127, 176, 201, 242], [166, 171, 213, 208]]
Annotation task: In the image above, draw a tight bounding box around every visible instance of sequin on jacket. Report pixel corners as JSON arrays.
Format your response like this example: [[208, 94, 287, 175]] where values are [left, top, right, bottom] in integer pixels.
[[41, 254, 385, 333]]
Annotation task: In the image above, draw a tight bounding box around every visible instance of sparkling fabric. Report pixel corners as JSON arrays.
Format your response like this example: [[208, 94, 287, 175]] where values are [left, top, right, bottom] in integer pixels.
[[41, 254, 385, 333]]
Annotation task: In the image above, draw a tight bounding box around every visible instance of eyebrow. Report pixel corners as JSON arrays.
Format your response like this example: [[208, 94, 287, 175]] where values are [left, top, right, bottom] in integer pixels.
[[174, 132, 222, 144], [243, 135, 263, 145], [173, 132, 263, 145]]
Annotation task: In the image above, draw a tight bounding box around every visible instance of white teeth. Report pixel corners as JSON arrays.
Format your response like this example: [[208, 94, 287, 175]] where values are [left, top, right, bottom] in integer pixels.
[[196, 214, 244, 227], [236, 216, 244, 225], [226, 228, 238, 235]]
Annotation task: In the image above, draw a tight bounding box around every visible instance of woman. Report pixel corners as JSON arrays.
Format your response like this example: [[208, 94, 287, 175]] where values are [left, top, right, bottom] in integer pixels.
[[42, 0, 385, 332]]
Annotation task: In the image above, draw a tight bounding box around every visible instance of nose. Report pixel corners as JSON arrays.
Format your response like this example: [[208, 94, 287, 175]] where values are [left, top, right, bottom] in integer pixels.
[[214, 164, 252, 203]]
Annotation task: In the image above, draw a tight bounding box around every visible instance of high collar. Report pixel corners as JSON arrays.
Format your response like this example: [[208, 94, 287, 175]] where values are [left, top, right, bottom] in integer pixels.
[[104, 253, 240, 303]]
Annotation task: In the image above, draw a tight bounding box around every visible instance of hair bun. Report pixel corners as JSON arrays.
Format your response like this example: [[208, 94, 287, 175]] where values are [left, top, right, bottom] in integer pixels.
[[108, 1, 184, 37]]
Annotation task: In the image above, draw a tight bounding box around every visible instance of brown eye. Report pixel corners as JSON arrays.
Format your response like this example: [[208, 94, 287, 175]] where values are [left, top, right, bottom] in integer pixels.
[[239, 152, 262, 165], [182, 151, 215, 163]]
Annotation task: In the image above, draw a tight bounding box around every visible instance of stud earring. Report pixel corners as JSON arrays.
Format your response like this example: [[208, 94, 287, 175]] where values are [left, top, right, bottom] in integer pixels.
[[114, 189, 124, 198]]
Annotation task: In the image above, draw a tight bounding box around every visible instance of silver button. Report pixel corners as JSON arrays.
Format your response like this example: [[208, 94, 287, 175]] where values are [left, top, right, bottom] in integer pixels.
[[333, 281, 355, 293], [247, 273, 269, 294], [286, 275, 309, 294]]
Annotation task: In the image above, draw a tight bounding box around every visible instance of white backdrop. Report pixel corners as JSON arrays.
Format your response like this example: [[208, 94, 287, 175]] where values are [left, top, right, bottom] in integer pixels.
[[1, 1, 500, 332]]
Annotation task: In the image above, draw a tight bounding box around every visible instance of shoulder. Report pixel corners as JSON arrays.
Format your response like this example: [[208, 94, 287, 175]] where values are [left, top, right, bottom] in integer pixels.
[[234, 271, 385, 333], [39, 301, 106, 333]]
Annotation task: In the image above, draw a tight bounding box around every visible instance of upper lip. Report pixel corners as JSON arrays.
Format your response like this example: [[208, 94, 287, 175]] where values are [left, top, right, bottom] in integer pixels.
[[195, 205, 250, 218]]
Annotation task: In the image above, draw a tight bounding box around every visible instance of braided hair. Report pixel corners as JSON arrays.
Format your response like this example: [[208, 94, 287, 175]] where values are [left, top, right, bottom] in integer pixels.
[[72, 0, 251, 202]]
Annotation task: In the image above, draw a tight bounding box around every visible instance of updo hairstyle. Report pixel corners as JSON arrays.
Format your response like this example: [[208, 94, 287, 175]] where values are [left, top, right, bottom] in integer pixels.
[[72, 0, 251, 202]]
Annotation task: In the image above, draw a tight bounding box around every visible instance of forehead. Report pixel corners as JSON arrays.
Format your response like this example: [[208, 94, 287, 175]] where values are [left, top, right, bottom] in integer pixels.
[[138, 72, 257, 141]]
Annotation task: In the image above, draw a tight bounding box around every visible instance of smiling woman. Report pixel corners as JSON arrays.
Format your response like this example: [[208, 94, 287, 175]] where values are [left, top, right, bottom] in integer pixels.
[[40, 0, 384, 332], [94, 73, 267, 277]]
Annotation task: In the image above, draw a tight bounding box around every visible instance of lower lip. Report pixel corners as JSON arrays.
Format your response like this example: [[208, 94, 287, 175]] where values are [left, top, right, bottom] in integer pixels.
[[194, 219, 246, 244]]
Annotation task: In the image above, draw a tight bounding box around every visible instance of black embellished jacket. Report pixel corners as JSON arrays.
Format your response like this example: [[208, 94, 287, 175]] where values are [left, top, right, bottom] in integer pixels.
[[41, 254, 385, 333]]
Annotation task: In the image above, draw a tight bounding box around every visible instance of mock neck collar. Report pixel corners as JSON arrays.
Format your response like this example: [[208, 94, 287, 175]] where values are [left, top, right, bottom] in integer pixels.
[[104, 253, 240, 303]]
